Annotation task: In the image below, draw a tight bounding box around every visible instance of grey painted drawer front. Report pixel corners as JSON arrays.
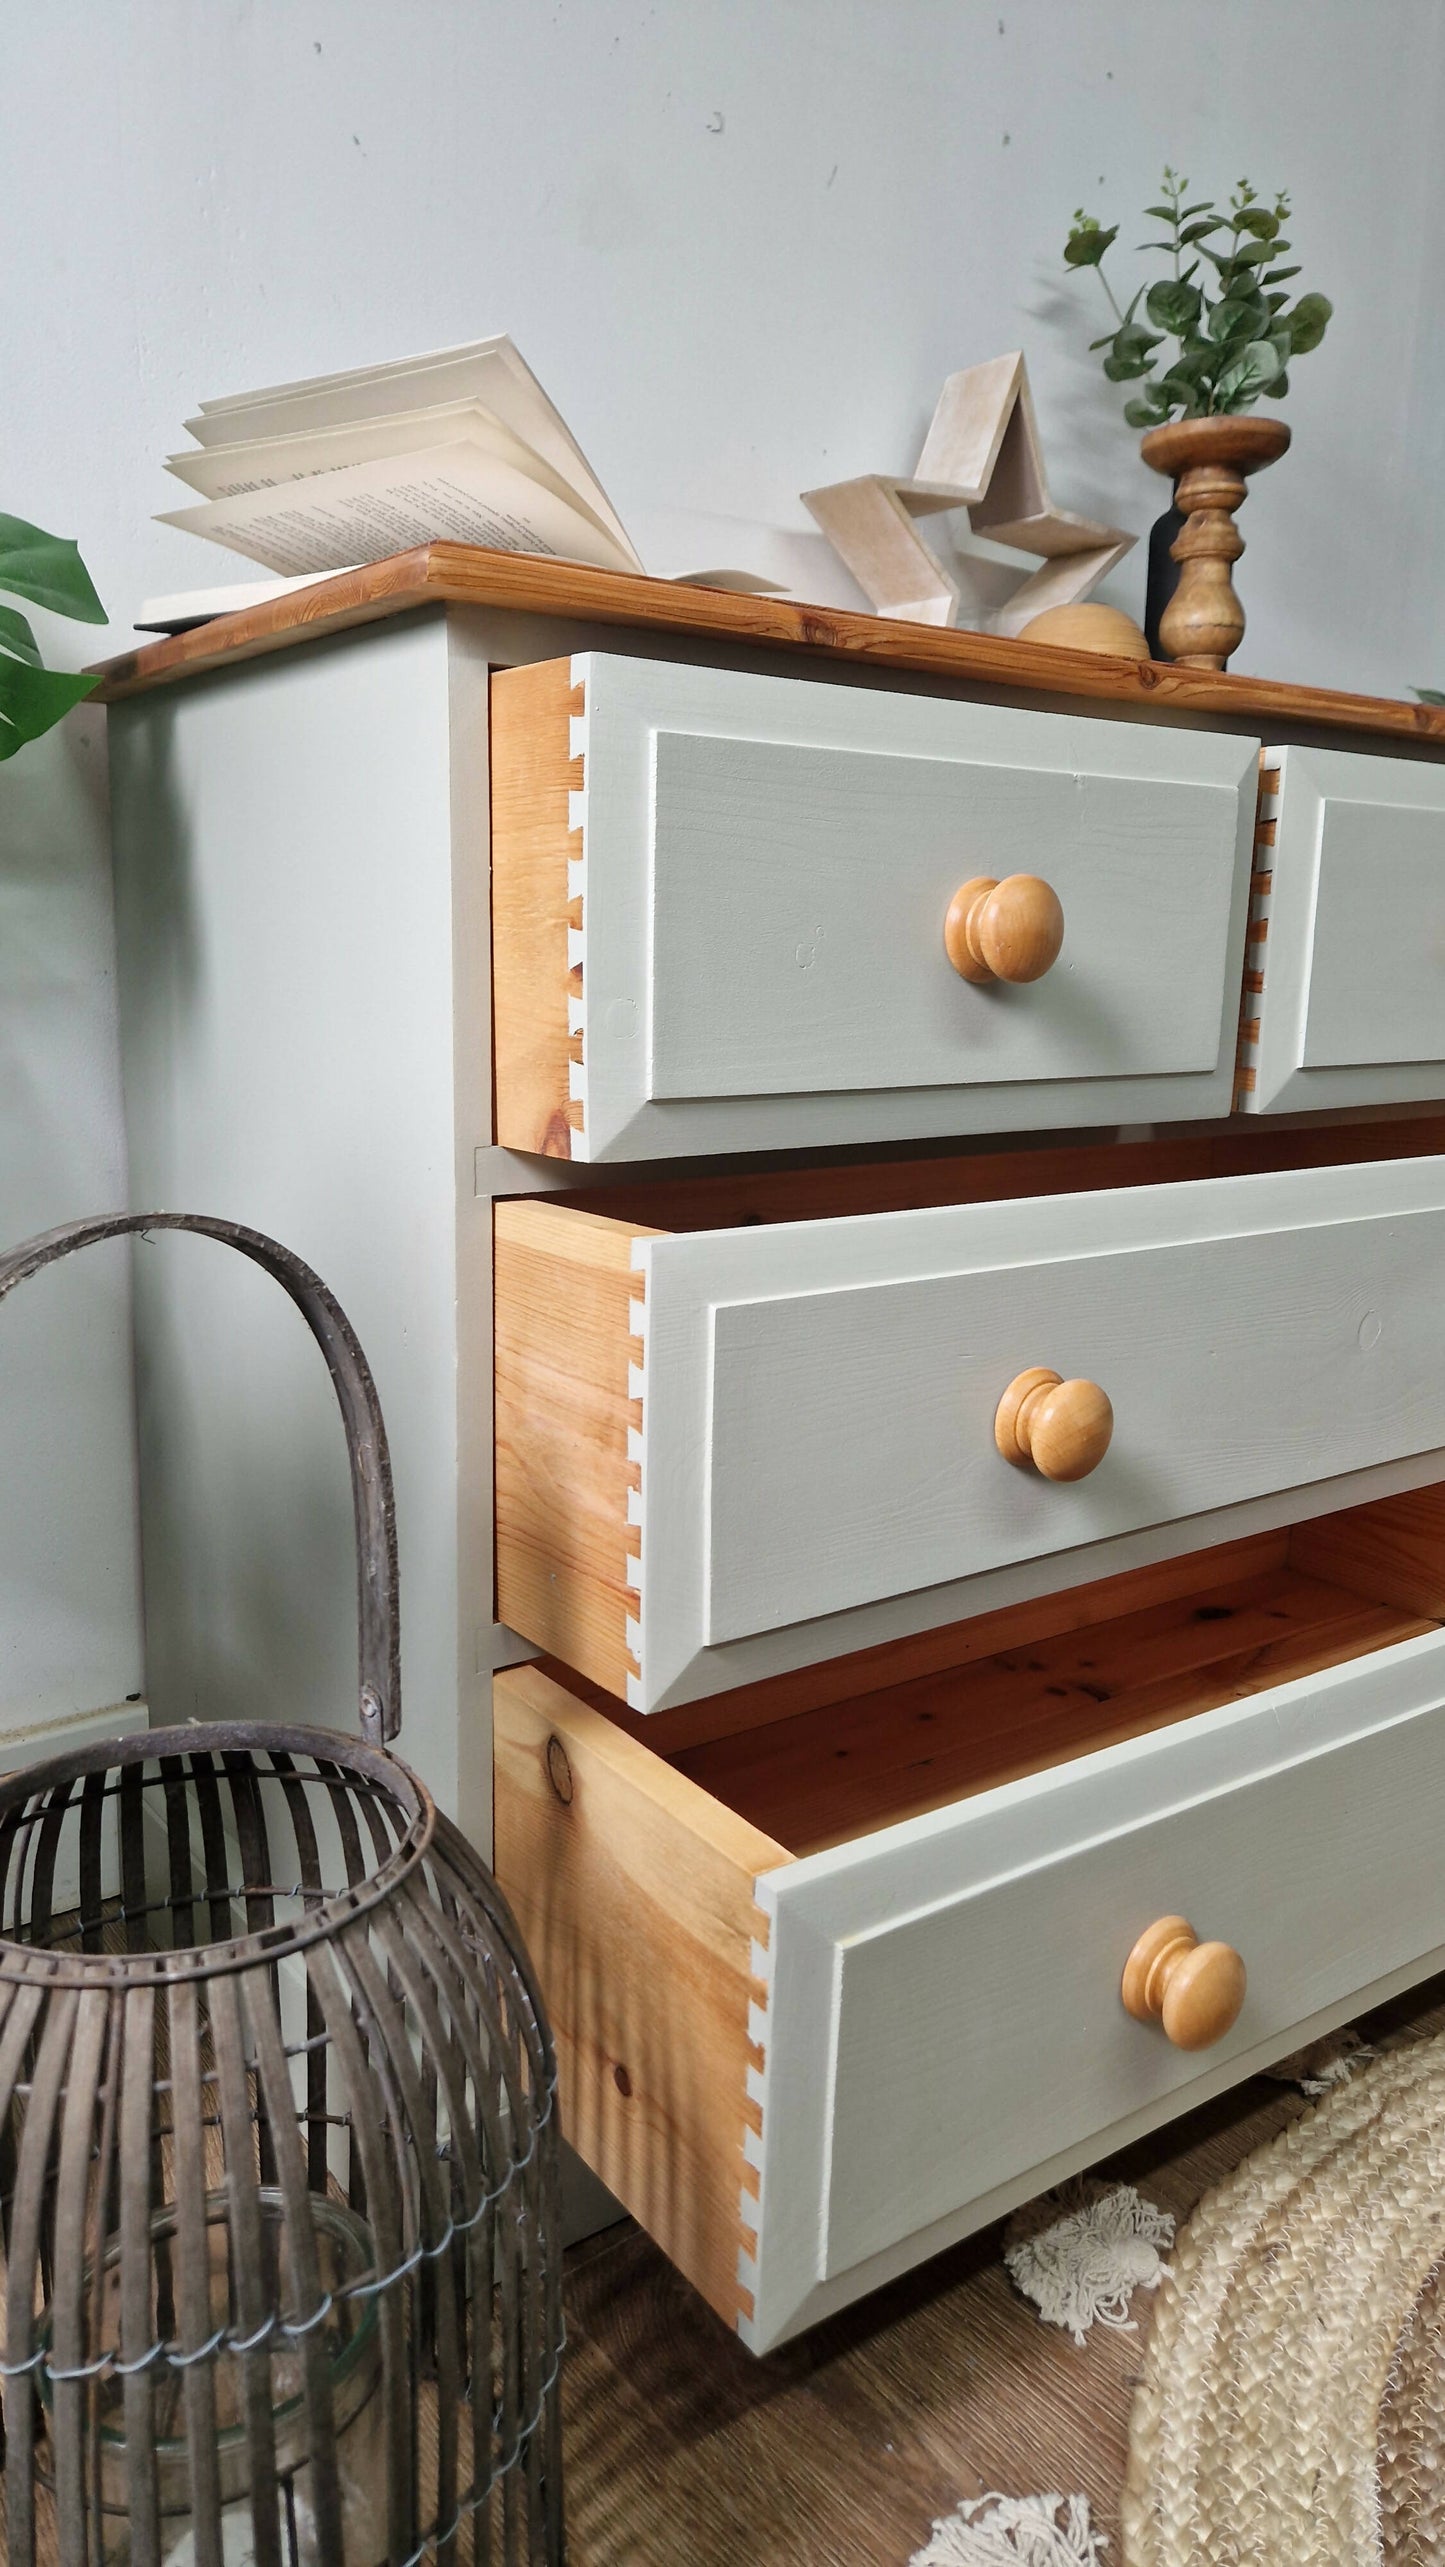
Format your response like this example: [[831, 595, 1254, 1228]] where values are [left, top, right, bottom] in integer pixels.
[[633, 1154, 1445, 1711], [1243, 744, 1445, 1112], [747, 1627, 1445, 2348], [566, 655, 1259, 1157]]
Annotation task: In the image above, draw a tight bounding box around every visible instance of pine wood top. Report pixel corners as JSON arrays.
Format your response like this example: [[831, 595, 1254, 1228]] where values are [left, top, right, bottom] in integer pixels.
[[92, 542, 1445, 746]]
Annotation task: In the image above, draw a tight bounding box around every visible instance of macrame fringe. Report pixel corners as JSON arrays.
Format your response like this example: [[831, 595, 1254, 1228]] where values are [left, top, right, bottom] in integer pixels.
[[1004, 2180, 1174, 2347], [910, 2491, 1107, 2564], [1264, 2026, 1374, 2094]]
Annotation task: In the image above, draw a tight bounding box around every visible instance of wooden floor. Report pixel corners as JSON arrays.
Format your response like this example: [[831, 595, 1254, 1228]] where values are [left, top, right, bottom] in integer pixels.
[[561, 1971, 1445, 2566]]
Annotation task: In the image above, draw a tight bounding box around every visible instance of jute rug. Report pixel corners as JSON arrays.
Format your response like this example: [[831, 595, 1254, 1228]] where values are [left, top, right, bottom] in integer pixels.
[[1123, 2030, 1445, 2565]]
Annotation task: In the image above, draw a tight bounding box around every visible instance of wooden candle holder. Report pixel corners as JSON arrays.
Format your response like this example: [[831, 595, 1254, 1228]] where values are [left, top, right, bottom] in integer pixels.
[[1140, 415, 1291, 672]]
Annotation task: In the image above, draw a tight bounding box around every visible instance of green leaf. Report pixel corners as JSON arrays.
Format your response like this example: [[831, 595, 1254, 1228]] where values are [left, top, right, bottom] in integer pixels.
[[1144, 203, 1180, 222], [1157, 342, 1214, 384], [1208, 292, 1267, 342], [1064, 221, 1118, 266], [1146, 278, 1203, 332], [0, 515, 105, 623], [1124, 389, 1174, 427], [1263, 264, 1301, 285], [1234, 206, 1280, 239], [1214, 337, 1284, 407], [1197, 242, 1254, 276], [1234, 238, 1274, 264], [1179, 216, 1225, 243], [1103, 350, 1155, 381], [1288, 290, 1332, 353], [0, 655, 99, 758], [1178, 201, 1216, 220], [1156, 361, 1213, 404], [0, 604, 41, 665], [1413, 688, 1445, 705]]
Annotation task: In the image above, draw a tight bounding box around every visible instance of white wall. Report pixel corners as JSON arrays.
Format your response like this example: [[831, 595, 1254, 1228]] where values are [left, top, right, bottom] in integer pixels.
[[0, 711, 141, 1735], [5, 0, 1445, 1737]]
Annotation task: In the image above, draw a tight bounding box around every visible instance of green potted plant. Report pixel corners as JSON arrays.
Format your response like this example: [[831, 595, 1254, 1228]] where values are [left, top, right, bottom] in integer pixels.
[[1064, 170, 1332, 669], [0, 514, 105, 759]]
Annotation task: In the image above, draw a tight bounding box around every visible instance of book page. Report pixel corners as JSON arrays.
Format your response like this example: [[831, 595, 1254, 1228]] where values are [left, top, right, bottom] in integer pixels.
[[195, 333, 516, 416], [184, 336, 639, 566], [135, 569, 347, 630], [165, 398, 619, 545], [157, 440, 638, 579]]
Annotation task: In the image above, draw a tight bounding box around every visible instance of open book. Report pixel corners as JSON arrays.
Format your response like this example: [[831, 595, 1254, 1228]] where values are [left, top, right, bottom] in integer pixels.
[[149, 337, 785, 623], [158, 336, 646, 580]]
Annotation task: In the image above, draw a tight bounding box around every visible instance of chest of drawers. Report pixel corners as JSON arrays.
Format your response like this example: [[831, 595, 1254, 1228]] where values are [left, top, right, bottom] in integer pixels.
[[101, 546, 1445, 2355]]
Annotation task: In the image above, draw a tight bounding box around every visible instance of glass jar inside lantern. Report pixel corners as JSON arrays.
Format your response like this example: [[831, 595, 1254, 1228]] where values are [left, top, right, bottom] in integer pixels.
[[39, 2190, 387, 2567]]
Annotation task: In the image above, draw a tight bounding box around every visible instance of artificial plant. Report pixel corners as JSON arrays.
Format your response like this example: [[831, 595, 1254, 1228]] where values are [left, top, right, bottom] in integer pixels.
[[0, 514, 105, 760], [1064, 168, 1332, 428]]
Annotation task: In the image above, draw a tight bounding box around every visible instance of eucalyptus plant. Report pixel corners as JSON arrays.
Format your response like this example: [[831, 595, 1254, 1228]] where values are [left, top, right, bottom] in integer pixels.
[[0, 514, 105, 760], [1064, 168, 1332, 428]]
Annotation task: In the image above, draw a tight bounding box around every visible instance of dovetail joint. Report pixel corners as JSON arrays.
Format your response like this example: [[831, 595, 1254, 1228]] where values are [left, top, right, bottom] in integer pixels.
[[624, 1254, 647, 1709], [1234, 755, 1280, 1109], [565, 666, 588, 1147], [736, 1904, 772, 2343]]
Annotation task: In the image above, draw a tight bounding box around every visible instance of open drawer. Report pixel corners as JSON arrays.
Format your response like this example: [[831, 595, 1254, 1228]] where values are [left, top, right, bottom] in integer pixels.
[[496, 1133, 1445, 1713], [494, 1486, 1445, 2351], [490, 652, 1258, 1158]]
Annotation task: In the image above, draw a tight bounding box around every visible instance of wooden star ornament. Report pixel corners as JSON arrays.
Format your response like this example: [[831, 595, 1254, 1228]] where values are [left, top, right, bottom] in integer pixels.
[[803, 352, 1135, 632]]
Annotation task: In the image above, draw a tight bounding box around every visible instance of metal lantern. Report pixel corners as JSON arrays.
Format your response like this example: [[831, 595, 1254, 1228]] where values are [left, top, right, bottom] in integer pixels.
[[0, 1214, 565, 2567]]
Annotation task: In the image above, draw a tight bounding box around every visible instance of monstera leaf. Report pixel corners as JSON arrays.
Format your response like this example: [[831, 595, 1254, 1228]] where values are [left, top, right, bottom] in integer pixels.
[[0, 514, 104, 762]]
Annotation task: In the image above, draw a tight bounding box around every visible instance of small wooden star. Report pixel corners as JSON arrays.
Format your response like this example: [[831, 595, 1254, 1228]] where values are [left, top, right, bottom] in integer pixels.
[[804, 352, 1134, 631]]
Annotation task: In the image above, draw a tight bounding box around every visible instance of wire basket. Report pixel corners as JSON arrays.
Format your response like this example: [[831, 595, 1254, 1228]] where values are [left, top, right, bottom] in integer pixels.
[[0, 1214, 565, 2566]]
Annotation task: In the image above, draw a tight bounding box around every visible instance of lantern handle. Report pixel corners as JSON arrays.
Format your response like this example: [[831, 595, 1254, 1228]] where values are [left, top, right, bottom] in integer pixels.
[[0, 1213, 399, 1744]]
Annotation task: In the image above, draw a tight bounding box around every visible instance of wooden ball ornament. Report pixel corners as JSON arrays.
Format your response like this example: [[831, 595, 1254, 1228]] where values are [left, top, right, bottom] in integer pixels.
[[1017, 603, 1151, 659]]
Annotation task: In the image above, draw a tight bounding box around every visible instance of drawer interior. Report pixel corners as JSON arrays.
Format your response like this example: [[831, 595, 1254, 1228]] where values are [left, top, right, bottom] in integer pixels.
[[556, 1109, 1445, 1235], [675, 1512, 1439, 1850], [549, 1481, 1445, 1858]]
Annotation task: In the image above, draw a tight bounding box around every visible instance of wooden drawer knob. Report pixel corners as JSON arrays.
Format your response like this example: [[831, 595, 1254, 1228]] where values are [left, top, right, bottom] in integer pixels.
[[1122, 1915, 1247, 2051], [995, 1368, 1113, 1481], [945, 874, 1065, 984]]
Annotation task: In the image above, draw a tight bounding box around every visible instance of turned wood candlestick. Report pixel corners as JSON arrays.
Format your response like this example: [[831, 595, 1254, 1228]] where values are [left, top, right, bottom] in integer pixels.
[[1139, 415, 1291, 672]]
